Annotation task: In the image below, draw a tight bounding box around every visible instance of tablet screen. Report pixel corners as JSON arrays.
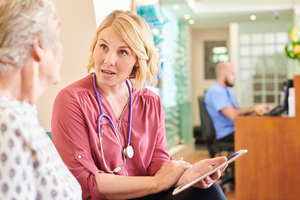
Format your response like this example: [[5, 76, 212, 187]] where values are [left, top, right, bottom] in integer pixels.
[[172, 149, 247, 195]]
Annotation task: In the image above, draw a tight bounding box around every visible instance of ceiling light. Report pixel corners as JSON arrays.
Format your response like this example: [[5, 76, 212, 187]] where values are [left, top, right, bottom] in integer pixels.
[[189, 19, 195, 24], [250, 15, 256, 20], [173, 4, 179, 9], [184, 15, 190, 19]]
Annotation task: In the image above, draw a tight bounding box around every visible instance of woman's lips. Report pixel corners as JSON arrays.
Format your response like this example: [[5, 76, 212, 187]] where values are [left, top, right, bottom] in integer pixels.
[[101, 69, 116, 78]]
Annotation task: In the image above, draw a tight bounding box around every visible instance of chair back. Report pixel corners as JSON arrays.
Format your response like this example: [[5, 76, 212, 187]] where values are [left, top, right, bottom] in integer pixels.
[[198, 99, 235, 188], [198, 96, 215, 142]]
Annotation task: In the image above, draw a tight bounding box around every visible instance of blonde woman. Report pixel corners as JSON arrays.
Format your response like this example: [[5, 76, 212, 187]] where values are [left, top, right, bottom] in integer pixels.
[[0, 0, 81, 199], [52, 10, 227, 200]]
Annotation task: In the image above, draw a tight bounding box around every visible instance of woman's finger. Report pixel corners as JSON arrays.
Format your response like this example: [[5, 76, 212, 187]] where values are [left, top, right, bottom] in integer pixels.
[[209, 169, 221, 181], [203, 177, 213, 188]]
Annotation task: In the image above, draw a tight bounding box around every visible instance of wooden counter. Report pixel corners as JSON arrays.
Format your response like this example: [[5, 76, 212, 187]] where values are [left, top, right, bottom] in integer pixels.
[[235, 75, 300, 200]]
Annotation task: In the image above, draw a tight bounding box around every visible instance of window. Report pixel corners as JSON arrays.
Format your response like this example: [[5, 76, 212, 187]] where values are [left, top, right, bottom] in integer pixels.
[[204, 41, 229, 79], [238, 31, 289, 107]]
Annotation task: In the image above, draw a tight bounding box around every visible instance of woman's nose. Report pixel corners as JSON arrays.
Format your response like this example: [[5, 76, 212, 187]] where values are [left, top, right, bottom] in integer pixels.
[[104, 52, 116, 66]]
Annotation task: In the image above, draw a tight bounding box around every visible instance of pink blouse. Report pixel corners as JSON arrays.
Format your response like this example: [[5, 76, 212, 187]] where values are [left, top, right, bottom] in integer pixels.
[[51, 74, 171, 200]]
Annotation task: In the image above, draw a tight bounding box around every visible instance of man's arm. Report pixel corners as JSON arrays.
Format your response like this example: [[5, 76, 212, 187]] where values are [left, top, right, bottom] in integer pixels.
[[221, 104, 269, 120]]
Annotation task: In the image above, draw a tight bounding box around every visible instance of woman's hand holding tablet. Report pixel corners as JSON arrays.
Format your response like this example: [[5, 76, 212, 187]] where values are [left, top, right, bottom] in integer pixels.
[[173, 149, 248, 195]]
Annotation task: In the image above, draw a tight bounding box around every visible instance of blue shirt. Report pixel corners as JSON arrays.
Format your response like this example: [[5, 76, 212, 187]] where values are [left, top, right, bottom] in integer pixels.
[[204, 82, 239, 140]]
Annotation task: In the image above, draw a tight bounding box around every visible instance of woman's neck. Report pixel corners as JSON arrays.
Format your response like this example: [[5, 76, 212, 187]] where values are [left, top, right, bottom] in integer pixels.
[[95, 75, 132, 100], [99, 82, 128, 99], [95, 76, 132, 119]]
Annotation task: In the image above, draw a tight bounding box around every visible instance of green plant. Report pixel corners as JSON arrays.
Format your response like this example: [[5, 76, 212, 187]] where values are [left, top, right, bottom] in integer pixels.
[[285, 24, 300, 59]]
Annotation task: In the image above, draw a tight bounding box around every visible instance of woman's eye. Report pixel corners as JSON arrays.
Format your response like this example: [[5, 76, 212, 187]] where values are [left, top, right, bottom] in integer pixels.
[[100, 44, 108, 50], [119, 50, 128, 55]]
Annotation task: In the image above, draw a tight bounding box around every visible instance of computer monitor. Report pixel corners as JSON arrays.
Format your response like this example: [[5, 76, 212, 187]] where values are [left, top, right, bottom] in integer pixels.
[[267, 79, 293, 116]]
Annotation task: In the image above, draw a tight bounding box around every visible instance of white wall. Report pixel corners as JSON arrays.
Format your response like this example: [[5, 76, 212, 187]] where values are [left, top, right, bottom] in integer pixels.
[[37, 0, 97, 132], [37, 0, 132, 132], [229, 23, 240, 102], [37, 0, 96, 131], [93, 0, 131, 27], [191, 27, 230, 127]]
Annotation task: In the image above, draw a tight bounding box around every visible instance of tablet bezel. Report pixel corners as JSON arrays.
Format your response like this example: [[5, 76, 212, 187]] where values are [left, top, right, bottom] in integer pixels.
[[172, 149, 247, 195]]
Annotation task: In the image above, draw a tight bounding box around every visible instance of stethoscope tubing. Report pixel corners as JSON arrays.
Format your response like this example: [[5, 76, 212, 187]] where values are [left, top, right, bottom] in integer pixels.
[[125, 79, 132, 146], [93, 73, 132, 144], [92, 73, 133, 173]]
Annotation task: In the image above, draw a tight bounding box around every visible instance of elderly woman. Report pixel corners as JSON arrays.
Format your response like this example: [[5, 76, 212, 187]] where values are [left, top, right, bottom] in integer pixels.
[[0, 0, 81, 199], [51, 10, 227, 200]]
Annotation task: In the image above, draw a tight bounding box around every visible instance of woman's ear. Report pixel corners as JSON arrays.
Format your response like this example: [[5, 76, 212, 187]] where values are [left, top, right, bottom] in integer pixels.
[[31, 38, 44, 62]]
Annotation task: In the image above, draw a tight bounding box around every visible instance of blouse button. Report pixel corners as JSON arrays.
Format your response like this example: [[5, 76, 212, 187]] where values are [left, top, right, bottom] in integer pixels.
[[77, 155, 82, 159]]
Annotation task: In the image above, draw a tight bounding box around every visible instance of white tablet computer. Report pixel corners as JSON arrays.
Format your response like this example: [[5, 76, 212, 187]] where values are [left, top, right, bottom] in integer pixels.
[[172, 149, 247, 195]]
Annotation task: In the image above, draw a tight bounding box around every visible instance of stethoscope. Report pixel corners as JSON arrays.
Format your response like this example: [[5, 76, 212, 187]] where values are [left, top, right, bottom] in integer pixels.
[[93, 73, 134, 173]]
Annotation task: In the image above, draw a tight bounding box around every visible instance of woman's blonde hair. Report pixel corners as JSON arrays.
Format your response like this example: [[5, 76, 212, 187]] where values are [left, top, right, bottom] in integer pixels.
[[87, 10, 158, 91]]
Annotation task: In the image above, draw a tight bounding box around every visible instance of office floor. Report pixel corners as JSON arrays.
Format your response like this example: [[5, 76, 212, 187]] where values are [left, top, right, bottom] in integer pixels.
[[184, 144, 235, 200]]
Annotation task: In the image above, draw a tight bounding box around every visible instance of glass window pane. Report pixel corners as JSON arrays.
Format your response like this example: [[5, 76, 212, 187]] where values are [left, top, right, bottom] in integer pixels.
[[241, 82, 251, 91], [266, 71, 274, 79], [276, 56, 287, 67], [264, 33, 275, 43], [254, 95, 262, 103], [240, 58, 251, 69], [242, 92, 251, 103], [254, 83, 262, 91], [253, 70, 262, 79], [252, 45, 263, 56], [276, 32, 288, 44], [240, 46, 251, 56], [252, 33, 262, 44], [266, 58, 275, 68], [266, 82, 274, 91], [240, 34, 250, 44], [278, 81, 285, 90], [278, 71, 287, 78], [240, 70, 252, 80], [264, 45, 275, 55], [266, 95, 274, 103], [253, 58, 263, 69], [276, 44, 285, 53]]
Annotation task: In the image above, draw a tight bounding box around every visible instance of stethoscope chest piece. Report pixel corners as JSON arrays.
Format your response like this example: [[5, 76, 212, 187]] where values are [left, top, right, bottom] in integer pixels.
[[124, 144, 134, 159]]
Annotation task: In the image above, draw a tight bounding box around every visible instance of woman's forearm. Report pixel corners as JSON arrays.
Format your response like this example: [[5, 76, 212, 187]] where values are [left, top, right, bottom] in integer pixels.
[[96, 159, 190, 199], [96, 173, 163, 199]]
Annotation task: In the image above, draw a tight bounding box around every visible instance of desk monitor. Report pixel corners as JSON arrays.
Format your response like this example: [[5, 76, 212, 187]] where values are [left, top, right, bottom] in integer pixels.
[[266, 79, 293, 116]]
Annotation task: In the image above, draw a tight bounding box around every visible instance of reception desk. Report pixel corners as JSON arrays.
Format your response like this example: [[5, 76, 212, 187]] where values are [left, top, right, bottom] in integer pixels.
[[235, 75, 300, 200]]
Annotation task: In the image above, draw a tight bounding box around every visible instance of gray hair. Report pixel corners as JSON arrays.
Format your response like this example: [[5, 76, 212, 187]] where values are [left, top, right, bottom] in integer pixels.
[[0, 0, 59, 75]]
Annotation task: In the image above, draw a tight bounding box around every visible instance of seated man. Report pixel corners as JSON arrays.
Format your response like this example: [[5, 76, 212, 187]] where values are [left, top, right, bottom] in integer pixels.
[[204, 61, 268, 143]]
